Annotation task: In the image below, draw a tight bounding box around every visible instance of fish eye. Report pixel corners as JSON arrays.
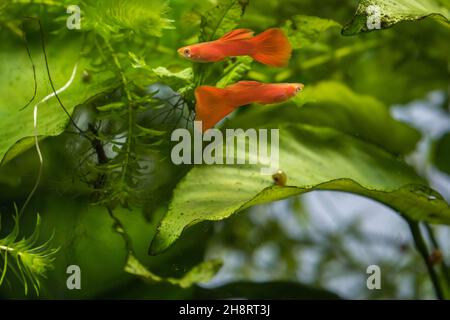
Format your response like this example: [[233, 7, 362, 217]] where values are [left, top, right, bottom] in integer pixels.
[[295, 86, 303, 92], [184, 48, 191, 57]]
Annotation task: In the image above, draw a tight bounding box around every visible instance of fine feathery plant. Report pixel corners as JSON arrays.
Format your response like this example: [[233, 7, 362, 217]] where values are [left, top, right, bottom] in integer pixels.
[[0, 207, 58, 296], [69, 0, 251, 208]]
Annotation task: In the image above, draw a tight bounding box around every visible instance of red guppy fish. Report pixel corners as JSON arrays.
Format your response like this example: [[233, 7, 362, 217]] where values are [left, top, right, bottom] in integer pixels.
[[178, 28, 292, 67], [195, 81, 304, 131]]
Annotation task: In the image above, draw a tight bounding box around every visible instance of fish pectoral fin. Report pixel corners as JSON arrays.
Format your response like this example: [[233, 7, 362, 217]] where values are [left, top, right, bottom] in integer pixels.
[[219, 29, 255, 41]]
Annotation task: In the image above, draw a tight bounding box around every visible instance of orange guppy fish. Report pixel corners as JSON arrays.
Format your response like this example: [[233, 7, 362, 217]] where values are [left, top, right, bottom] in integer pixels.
[[178, 28, 292, 67], [195, 81, 304, 131]]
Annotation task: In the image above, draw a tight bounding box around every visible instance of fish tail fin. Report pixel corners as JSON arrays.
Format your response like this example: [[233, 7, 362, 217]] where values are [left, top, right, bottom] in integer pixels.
[[195, 86, 235, 131], [250, 28, 292, 67]]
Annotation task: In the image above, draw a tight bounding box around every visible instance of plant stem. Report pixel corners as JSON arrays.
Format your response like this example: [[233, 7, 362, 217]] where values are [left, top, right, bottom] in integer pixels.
[[424, 223, 450, 289], [106, 207, 133, 255], [406, 219, 444, 299], [104, 39, 134, 187]]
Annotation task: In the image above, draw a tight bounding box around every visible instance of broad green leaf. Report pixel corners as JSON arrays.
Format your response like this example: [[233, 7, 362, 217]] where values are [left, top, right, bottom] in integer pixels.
[[433, 131, 450, 175], [1, 194, 216, 299], [0, 32, 115, 165], [199, 0, 250, 41], [343, 0, 450, 35], [343, 20, 450, 105], [153, 67, 194, 90], [277, 12, 449, 106], [83, 0, 174, 39], [174, 259, 223, 288], [282, 15, 341, 49], [125, 254, 222, 288], [227, 81, 421, 155], [216, 56, 253, 88], [124, 254, 162, 282], [193, 281, 341, 299], [149, 124, 450, 254]]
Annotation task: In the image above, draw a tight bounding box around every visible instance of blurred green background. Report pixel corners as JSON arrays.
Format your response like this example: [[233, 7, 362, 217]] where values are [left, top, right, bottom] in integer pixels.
[[0, 0, 449, 299]]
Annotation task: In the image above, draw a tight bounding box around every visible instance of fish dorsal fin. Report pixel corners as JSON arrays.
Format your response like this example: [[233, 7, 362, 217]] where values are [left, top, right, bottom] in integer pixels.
[[237, 81, 263, 85], [232, 81, 264, 87], [227, 81, 264, 92], [219, 29, 254, 41]]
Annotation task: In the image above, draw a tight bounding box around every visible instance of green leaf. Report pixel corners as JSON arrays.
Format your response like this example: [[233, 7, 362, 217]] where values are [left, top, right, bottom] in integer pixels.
[[0, 32, 116, 165], [96, 102, 125, 112], [124, 254, 163, 282], [125, 254, 222, 289], [227, 81, 421, 155], [216, 56, 252, 88], [83, 0, 174, 39], [149, 124, 450, 254], [17, 196, 216, 299], [135, 125, 166, 137], [432, 131, 450, 175], [343, 0, 450, 35], [173, 259, 223, 289], [193, 281, 341, 299], [199, 0, 250, 42], [282, 15, 341, 49], [152, 67, 194, 90]]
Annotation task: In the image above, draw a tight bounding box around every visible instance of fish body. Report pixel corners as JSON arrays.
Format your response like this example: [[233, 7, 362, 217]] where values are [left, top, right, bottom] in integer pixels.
[[178, 28, 292, 67], [195, 81, 304, 131]]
